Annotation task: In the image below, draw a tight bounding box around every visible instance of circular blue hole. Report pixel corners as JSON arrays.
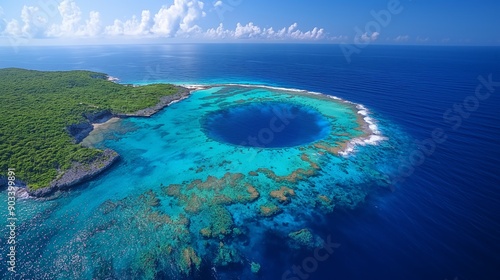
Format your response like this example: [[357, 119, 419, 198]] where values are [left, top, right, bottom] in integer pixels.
[[203, 102, 331, 148]]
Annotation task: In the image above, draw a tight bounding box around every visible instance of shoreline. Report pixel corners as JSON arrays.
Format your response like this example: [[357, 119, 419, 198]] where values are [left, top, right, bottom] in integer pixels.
[[20, 85, 202, 198], [114, 86, 193, 118], [74, 86, 200, 142], [28, 149, 120, 198], [92, 117, 120, 130]]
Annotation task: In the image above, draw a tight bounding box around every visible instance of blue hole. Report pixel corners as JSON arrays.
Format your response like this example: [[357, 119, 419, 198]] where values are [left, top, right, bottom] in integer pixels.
[[203, 102, 331, 148]]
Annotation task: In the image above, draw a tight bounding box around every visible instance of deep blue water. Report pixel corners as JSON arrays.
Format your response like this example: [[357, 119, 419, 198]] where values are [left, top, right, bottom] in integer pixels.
[[1, 44, 500, 280], [203, 102, 331, 148]]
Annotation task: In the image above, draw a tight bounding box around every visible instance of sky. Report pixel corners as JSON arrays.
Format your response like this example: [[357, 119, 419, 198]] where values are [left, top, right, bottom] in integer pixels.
[[0, 0, 499, 46]]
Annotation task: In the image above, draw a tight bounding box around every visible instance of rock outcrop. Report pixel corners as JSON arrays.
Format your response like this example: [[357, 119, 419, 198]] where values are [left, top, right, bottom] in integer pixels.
[[29, 149, 120, 197]]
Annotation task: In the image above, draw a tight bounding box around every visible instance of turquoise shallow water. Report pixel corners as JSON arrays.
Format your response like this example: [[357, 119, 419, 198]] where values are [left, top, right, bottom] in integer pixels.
[[0, 85, 411, 279]]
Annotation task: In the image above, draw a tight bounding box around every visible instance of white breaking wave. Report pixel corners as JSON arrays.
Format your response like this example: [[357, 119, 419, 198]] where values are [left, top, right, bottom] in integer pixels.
[[167, 96, 189, 106], [338, 104, 387, 156]]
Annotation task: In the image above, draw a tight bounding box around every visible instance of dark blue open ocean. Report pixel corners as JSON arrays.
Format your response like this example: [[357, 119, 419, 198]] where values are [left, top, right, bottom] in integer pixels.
[[1, 44, 499, 279]]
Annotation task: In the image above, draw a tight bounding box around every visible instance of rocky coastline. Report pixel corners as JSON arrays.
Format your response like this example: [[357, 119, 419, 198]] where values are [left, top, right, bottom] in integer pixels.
[[28, 149, 120, 198], [4, 86, 195, 198], [68, 86, 192, 143], [115, 86, 192, 118]]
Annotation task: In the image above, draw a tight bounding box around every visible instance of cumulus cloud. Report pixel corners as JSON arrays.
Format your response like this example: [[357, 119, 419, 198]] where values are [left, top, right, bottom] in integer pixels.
[[81, 11, 101, 36], [50, 0, 82, 36], [234, 22, 261, 38], [105, 0, 205, 37], [0, 7, 8, 35], [330, 35, 349, 42], [359, 32, 379, 42], [205, 23, 231, 39], [2, 5, 50, 38], [3, 20, 21, 37], [105, 10, 152, 36], [43, 0, 101, 37], [204, 22, 326, 40], [151, 0, 205, 37], [416, 36, 429, 43], [394, 35, 409, 42], [1, 0, 330, 42]]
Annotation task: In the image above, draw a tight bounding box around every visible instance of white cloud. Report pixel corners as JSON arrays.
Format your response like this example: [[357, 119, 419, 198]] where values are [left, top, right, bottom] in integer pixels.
[[3, 19, 21, 36], [394, 35, 409, 42], [105, 0, 205, 37], [204, 22, 326, 40], [330, 35, 348, 42], [0, 6, 7, 30], [234, 22, 261, 38], [105, 10, 152, 36], [81, 11, 101, 36], [47, 0, 101, 37], [54, 0, 81, 35], [205, 23, 231, 39], [416, 36, 429, 43], [1, 5, 51, 38], [151, 0, 205, 37], [358, 32, 379, 43], [22, 6, 48, 37], [1, 1, 330, 42]]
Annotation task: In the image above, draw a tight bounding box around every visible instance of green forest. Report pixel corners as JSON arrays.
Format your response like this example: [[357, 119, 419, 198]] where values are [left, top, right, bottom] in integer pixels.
[[0, 68, 180, 190]]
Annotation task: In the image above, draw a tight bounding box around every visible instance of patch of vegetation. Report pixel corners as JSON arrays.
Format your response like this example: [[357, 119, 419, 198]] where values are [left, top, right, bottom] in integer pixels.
[[0, 68, 180, 189]]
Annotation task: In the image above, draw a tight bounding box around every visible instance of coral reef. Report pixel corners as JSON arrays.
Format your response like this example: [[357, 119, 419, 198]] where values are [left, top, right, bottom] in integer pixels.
[[288, 228, 324, 250], [270, 186, 296, 204], [259, 203, 282, 217], [257, 167, 316, 183], [289, 228, 314, 246], [214, 242, 242, 267], [317, 194, 335, 212], [251, 262, 261, 274], [178, 246, 202, 275], [199, 205, 234, 239], [162, 172, 260, 215]]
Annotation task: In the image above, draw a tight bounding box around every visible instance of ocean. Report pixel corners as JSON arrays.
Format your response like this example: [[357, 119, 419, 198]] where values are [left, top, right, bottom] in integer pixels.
[[0, 44, 499, 280]]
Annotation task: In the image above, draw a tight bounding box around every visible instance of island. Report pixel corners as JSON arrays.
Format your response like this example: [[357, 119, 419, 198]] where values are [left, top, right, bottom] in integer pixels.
[[0, 68, 191, 197]]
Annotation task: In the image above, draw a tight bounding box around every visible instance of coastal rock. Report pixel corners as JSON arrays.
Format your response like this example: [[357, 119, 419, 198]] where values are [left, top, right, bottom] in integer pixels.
[[116, 87, 191, 118], [29, 149, 120, 197], [67, 122, 93, 143], [0, 177, 29, 199], [67, 88, 191, 144], [67, 110, 114, 143], [13, 186, 30, 199], [83, 109, 113, 123]]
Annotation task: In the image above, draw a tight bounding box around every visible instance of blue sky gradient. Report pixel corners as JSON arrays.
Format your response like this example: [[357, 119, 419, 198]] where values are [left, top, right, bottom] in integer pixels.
[[0, 0, 499, 45]]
